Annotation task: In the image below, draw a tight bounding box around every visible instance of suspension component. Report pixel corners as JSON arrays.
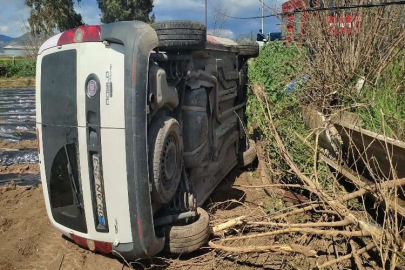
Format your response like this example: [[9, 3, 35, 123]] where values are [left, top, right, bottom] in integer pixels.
[[165, 60, 189, 81], [169, 191, 197, 212]]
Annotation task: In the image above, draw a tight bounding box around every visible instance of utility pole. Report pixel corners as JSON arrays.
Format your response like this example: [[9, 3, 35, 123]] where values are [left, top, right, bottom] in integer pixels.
[[261, 0, 264, 33], [205, 0, 208, 29]]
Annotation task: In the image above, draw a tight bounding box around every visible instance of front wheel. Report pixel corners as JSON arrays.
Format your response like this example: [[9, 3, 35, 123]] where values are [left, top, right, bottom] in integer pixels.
[[164, 208, 211, 254], [238, 140, 257, 167]]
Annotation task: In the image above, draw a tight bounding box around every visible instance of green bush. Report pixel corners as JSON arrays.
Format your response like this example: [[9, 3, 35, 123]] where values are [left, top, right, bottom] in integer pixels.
[[3, 59, 36, 77], [247, 42, 332, 184]]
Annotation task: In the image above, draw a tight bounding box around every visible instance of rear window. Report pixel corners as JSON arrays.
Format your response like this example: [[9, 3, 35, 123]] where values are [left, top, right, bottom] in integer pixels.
[[49, 144, 87, 233], [41, 50, 87, 233]]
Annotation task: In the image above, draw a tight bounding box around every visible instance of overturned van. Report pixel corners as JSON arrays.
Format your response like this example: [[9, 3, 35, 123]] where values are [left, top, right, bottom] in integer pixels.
[[36, 20, 259, 259]]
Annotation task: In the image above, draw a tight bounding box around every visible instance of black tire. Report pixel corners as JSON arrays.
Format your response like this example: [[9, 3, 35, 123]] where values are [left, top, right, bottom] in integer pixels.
[[239, 140, 257, 167], [148, 117, 183, 204], [164, 208, 211, 254], [238, 41, 260, 57], [153, 20, 207, 51]]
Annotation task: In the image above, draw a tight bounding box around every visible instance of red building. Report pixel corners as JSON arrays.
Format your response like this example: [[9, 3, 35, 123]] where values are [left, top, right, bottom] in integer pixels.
[[281, 0, 360, 41]]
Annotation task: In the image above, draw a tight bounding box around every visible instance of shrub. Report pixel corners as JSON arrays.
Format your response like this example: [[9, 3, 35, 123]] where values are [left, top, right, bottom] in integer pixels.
[[247, 42, 326, 183], [3, 59, 36, 78]]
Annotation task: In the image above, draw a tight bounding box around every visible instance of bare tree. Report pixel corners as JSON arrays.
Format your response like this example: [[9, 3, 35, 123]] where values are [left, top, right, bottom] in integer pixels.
[[210, 2, 230, 38], [17, 9, 49, 59]]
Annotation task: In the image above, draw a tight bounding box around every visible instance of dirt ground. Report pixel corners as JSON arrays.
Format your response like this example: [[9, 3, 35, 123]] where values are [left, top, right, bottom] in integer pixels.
[[0, 78, 35, 89], [0, 164, 40, 175], [0, 185, 125, 270], [0, 167, 277, 270], [0, 140, 37, 150], [0, 164, 377, 269]]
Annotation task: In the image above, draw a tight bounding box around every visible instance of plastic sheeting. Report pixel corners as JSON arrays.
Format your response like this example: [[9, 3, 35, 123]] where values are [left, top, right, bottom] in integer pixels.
[[0, 132, 37, 142], [0, 88, 36, 142], [0, 149, 39, 166], [0, 88, 38, 187], [0, 121, 36, 133]]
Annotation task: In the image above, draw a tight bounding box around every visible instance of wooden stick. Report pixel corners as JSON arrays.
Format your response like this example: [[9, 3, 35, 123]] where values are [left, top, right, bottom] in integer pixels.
[[249, 218, 350, 228], [208, 241, 317, 257], [212, 216, 246, 235], [221, 227, 371, 242], [341, 178, 405, 202], [234, 184, 306, 189], [270, 203, 326, 220], [318, 243, 376, 269], [350, 239, 366, 270]]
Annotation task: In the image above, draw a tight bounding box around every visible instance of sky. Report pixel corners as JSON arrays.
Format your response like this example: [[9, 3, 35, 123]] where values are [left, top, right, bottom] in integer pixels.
[[0, 0, 282, 39]]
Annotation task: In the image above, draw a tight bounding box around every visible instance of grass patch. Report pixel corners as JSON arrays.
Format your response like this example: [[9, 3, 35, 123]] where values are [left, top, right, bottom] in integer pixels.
[[353, 51, 405, 140]]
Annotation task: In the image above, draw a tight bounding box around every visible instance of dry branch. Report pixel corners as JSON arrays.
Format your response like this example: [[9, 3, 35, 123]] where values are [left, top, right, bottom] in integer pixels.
[[221, 227, 371, 242], [254, 85, 386, 240], [208, 241, 317, 257], [318, 242, 376, 269], [270, 203, 335, 220], [234, 184, 305, 189], [341, 178, 405, 202], [249, 218, 350, 228], [350, 239, 366, 270]]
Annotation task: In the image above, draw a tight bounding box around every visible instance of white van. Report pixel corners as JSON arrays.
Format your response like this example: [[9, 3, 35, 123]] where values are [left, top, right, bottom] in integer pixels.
[[36, 20, 258, 259]]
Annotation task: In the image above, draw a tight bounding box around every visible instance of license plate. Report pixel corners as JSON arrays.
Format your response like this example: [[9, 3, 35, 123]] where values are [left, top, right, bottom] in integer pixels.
[[93, 155, 107, 227]]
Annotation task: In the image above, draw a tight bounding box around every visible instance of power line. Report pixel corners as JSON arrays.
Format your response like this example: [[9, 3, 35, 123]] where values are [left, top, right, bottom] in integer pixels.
[[259, 0, 276, 13], [208, 0, 405, 20]]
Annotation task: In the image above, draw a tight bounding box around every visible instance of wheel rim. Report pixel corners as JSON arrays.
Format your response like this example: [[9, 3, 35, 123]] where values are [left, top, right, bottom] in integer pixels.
[[162, 134, 180, 190]]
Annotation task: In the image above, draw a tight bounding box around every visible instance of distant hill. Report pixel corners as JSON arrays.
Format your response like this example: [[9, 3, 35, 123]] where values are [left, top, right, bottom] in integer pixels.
[[0, 35, 12, 43], [7, 33, 29, 47], [0, 35, 13, 53], [0, 33, 28, 53]]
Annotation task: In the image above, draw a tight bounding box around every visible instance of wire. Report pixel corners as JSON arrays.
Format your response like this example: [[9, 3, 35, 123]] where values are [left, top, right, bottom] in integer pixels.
[[259, 0, 276, 13], [209, 0, 405, 20], [259, 0, 278, 16]]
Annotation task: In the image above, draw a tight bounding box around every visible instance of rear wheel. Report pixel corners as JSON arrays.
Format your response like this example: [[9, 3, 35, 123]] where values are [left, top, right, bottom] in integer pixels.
[[153, 20, 207, 51], [238, 41, 260, 57], [164, 208, 211, 254], [148, 117, 183, 204]]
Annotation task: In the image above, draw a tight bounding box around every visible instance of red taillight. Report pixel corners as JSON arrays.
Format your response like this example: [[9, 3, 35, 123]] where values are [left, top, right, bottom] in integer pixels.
[[57, 25, 101, 46], [95, 241, 113, 254], [70, 234, 112, 254], [36, 128, 40, 154], [70, 234, 88, 248]]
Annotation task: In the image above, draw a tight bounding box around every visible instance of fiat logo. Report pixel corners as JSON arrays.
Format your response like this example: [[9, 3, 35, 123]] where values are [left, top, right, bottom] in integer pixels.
[[87, 80, 98, 98]]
